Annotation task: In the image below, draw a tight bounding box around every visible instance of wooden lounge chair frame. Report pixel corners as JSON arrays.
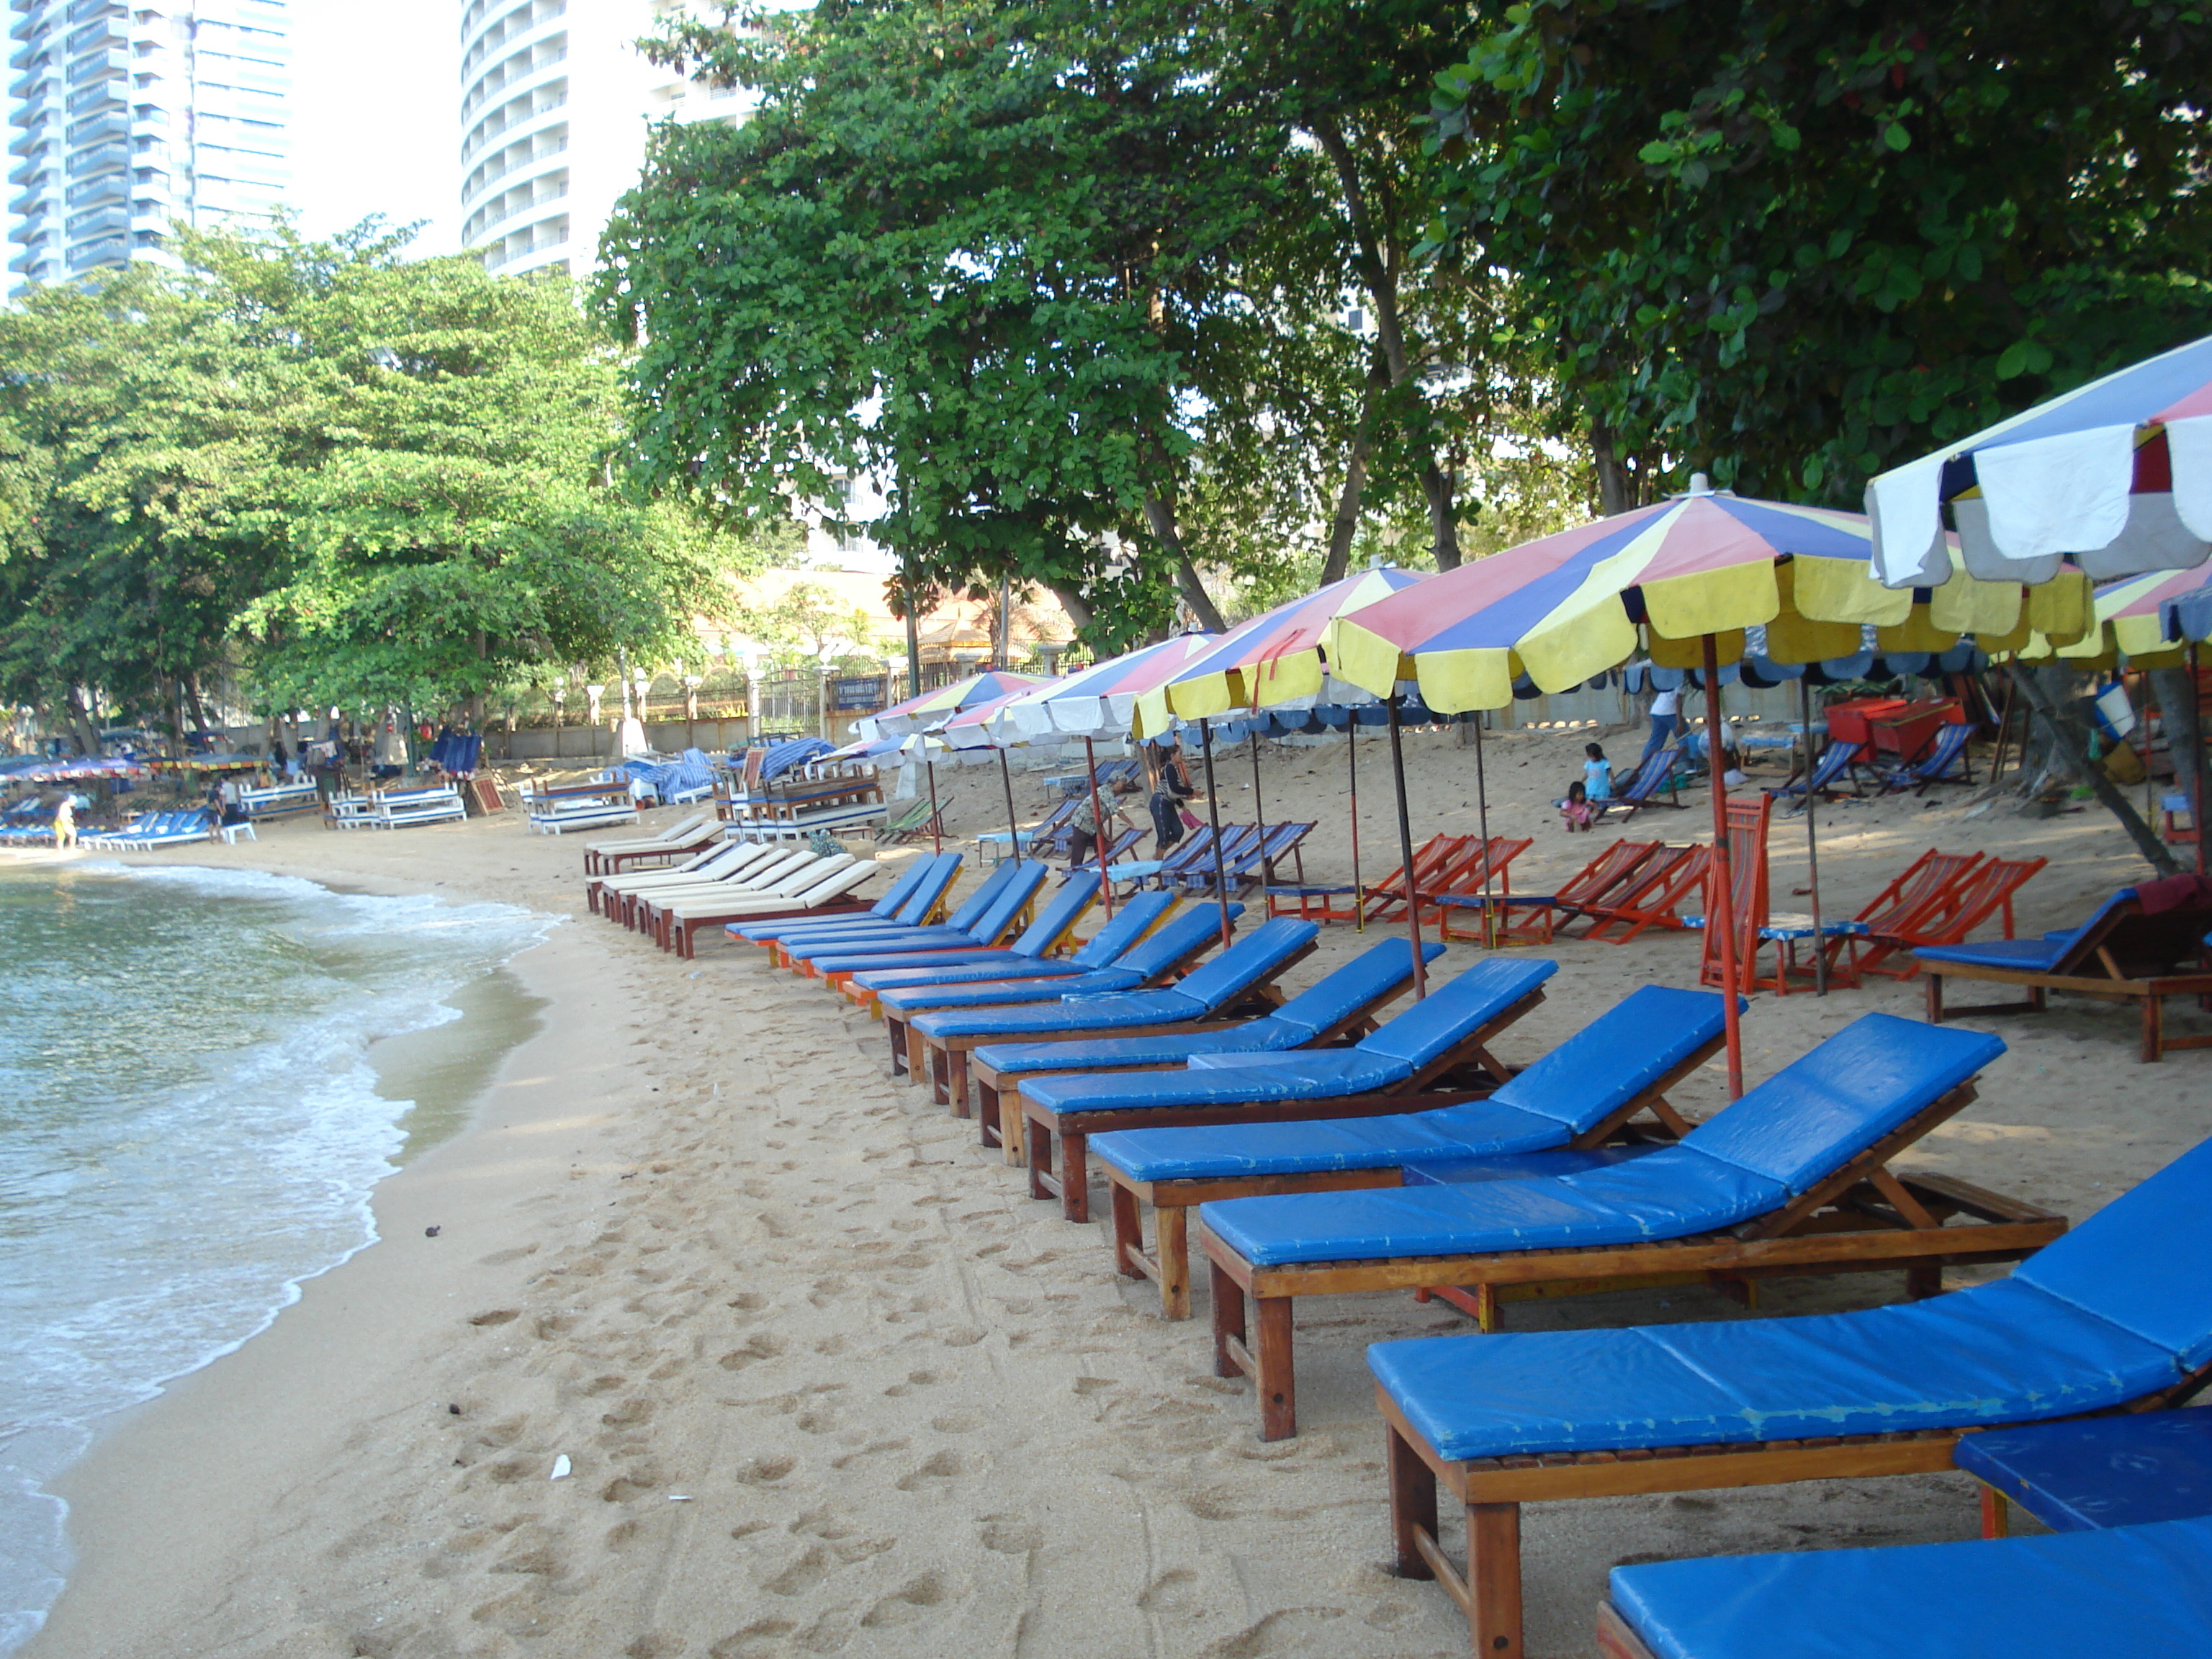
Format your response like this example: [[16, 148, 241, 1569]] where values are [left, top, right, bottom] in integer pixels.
[[1699, 797, 1771, 992], [1201, 1078, 2067, 1441], [1431, 837, 1536, 943], [1923, 896, 2212, 1063], [1106, 1017, 1705, 1321], [904, 938, 1321, 1124], [1388, 1353, 2208, 1659], [1489, 841, 1660, 946], [1574, 843, 1712, 943]]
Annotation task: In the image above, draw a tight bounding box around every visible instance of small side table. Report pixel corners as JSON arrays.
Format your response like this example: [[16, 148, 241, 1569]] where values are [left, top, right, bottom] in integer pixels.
[[1956, 1408, 2212, 1537]]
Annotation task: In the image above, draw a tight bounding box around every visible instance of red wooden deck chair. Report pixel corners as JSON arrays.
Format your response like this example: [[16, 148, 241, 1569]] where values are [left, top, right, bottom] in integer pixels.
[[1431, 835, 1536, 941], [1491, 840, 1661, 945], [1362, 833, 1480, 922], [1812, 848, 1982, 986], [1576, 843, 1712, 943], [1699, 796, 1773, 992], [1839, 854, 2048, 984]]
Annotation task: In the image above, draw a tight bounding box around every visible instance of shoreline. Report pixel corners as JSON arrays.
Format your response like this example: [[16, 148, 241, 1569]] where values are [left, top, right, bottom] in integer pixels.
[[23, 864, 582, 1659]]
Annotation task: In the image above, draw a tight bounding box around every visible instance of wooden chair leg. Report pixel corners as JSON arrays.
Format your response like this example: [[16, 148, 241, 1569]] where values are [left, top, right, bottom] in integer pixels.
[[1156, 1206, 1191, 1321], [1000, 1093, 1026, 1166], [1386, 1421, 1439, 1581], [1026, 1113, 1056, 1202], [1110, 1184, 1146, 1279], [1469, 1501, 1525, 1658], [1059, 1130, 1090, 1223], [1210, 1259, 1246, 1380], [927, 1044, 949, 1107], [887, 1018, 909, 1076], [948, 1048, 972, 1118], [2142, 993, 2164, 1063], [1925, 973, 1945, 1024], [1980, 1484, 2010, 1539], [977, 1082, 999, 1147], [1254, 1292, 1296, 1441], [1905, 1262, 1943, 1299]]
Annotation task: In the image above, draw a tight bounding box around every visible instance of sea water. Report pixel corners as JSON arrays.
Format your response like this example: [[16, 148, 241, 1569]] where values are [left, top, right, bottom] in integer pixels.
[[0, 863, 553, 1650]]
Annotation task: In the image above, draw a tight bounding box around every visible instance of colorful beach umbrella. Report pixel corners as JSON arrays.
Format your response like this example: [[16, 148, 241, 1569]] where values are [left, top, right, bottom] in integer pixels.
[[1869, 333, 2212, 588], [999, 633, 1219, 741], [1326, 485, 2084, 713], [861, 670, 1048, 741], [2032, 567, 2212, 665]]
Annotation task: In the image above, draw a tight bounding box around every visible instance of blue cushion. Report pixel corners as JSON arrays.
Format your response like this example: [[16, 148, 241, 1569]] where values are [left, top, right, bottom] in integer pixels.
[[1679, 1013, 2000, 1192], [911, 986, 1212, 1040], [835, 948, 1035, 979], [1164, 918, 1319, 1011], [1954, 1411, 2212, 1533], [1006, 870, 1100, 956], [1918, 886, 2140, 972], [1357, 958, 1559, 1069], [1067, 891, 1177, 968], [967, 860, 1054, 946], [879, 967, 1147, 1014], [742, 851, 963, 939], [1106, 902, 1247, 983], [1370, 1277, 2179, 1464], [972, 1015, 1320, 1079], [2013, 1138, 2212, 1371], [1486, 986, 1733, 1128], [786, 925, 997, 963], [1611, 1514, 2212, 1659], [1260, 939, 1447, 1041], [850, 957, 1092, 992]]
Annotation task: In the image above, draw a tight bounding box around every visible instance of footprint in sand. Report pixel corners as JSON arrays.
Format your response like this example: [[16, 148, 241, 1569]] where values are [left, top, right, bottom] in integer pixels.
[[893, 1449, 969, 1491], [859, 1571, 948, 1628]]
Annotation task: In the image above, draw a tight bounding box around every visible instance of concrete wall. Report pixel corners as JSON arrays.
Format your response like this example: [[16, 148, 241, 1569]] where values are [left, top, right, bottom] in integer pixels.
[[483, 719, 757, 763]]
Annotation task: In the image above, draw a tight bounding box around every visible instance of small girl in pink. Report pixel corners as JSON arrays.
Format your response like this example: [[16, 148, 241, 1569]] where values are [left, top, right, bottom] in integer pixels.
[[1561, 781, 1594, 831]]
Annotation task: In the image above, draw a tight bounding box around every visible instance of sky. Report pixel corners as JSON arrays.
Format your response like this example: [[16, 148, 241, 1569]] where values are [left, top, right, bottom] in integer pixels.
[[287, 0, 462, 256]]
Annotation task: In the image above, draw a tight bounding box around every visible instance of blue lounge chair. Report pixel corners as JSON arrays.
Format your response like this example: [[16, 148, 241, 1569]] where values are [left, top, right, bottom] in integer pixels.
[[1597, 743, 1690, 820], [772, 858, 1040, 970], [791, 859, 1056, 984], [1370, 1134, 2212, 1659], [841, 882, 1169, 1013], [1876, 719, 1975, 793], [1202, 1014, 2058, 1439], [827, 871, 1102, 1007], [1018, 957, 1557, 1229], [1919, 884, 2212, 1061], [904, 916, 1318, 1119], [732, 849, 961, 943], [878, 899, 1237, 1085], [1597, 1516, 2212, 1659], [974, 938, 1449, 1169], [1089, 984, 1730, 1317], [1766, 738, 1864, 809]]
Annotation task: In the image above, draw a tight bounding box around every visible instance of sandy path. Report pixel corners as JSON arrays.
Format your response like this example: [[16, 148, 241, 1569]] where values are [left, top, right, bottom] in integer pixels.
[[22, 725, 2211, 1658]]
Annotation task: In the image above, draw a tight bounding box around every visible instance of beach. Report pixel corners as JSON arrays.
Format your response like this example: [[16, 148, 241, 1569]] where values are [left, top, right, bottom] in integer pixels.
[[20, 724, 2210, 1659]]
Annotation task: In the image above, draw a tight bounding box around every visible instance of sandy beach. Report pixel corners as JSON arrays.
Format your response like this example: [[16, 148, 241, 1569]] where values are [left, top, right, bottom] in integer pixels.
[[20, 723, 2211, 1659]]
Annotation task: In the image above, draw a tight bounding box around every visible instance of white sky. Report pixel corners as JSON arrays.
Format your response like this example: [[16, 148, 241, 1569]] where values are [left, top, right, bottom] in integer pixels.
[[287, 0, 462, 256]]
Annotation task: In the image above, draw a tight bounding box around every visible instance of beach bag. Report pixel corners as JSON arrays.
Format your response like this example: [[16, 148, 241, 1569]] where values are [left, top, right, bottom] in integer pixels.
[[1179, 806, 1203, 830]]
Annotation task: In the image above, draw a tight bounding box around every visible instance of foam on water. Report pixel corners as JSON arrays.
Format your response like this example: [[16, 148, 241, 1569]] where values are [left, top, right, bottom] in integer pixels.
[[0, 863, 554, 1650]]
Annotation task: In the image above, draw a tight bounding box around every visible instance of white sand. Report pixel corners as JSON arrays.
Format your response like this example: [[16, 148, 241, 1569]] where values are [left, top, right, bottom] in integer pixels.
[[21, 724, 2210, 1659]]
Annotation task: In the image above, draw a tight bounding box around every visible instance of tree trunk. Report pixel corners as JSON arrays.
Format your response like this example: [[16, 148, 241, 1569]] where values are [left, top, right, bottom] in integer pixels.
[[64, 685, 99, 757], [2150, 664, 2206, 868], [1045, 579, 1094, 634], [1143, 493, 1226, 633], [1591, 421, 1634, 516], [2006, 662, 2178, 875], [2018, 662, 2080, 793], [1309, 114, 1461, 570], [1320, 352, 1389, 585]]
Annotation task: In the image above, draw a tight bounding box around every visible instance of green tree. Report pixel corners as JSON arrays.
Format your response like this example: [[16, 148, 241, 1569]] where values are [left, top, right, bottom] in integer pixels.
[[1427, 0, 2212, 507]]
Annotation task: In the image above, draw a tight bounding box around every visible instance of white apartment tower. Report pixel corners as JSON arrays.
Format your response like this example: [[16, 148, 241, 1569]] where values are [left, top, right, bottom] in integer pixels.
[[459, 0, 747, 279], [6, 0, 289, 289]]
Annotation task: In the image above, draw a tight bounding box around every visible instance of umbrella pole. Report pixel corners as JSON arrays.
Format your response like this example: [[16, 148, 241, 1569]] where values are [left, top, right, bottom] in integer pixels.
[[1385, 697, 1429, 1000], [1082, 736, 1115, 917], [1472, 711, 1496, 949], [1349, 719, 1364, 933], [1704, 635, 1744, 1099], [1248, 711, 1272, 891], [2195, 642, 2208, 881], [1199, 717, 1233, 949], [927, 759, 942, 854], [998, 750, 1020, 856], [1800, 675, 1827, 997]]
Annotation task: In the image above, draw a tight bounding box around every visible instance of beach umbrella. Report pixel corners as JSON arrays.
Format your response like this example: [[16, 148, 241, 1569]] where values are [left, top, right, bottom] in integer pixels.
[[1868, 334, 2212, 588], [925, 686, 1052, 862], [1326, 481, 2078, 1094], [860, 669, 1049, 742], [1148, 568, 1429, 966]]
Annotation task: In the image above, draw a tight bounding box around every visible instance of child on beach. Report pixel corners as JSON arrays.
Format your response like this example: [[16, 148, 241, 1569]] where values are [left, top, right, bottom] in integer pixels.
[[1583, 742, 1614, 803], [1561, 781, 1593, 831]]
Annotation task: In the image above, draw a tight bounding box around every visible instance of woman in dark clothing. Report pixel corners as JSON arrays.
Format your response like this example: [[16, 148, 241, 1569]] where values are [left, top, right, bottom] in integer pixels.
[[1146, 745, 1197, 853]]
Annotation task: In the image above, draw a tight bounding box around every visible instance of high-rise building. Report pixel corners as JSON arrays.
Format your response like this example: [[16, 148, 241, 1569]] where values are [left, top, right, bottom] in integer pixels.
[[6, 0, 290, 289], [459, 0, 748, 279]]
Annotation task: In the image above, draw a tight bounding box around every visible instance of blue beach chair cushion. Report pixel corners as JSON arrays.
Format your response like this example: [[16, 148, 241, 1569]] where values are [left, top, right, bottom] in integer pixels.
[[876, 901, 1233, 1015], [970, 940, 1444, 1078], [849, 892, 1177, 993], [810, 868, 1092, 977], [1199, 1014, 1997, 1267], [1090, 985, 1730, 1184], [1610, 1515, 2212, 1659], [1367, 1134, 2212, 1465], [1913, 886, 2138, 974], [779, 860, 1045, 960], [905, 916, 1313, 1039], [1022, 958, 1558, 1119], [734, 850, 961, 940]]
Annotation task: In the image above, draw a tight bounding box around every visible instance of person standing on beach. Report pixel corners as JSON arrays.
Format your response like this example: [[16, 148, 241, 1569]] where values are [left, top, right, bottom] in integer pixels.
[[1640, 685, 1680, 767], [52, 793, 73, 848]]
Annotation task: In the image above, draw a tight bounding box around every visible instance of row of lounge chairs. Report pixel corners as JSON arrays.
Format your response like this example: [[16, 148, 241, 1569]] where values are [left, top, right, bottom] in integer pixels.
[[1267, 831, 1532, 931], [81, 808, 252, 848], [324, 784, 467, 830], [587, 839, 889, 954]]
